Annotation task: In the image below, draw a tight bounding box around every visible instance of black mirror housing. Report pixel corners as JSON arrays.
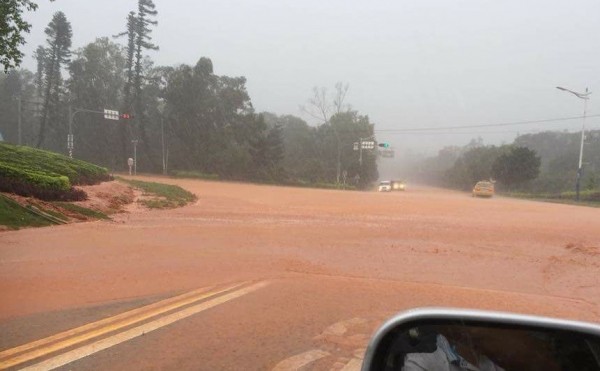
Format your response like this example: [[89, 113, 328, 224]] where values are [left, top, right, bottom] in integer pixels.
[[362, 308, 600, 371]]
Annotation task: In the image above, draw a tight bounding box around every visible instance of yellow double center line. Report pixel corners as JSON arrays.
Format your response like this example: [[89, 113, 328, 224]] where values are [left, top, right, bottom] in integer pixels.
[[0, 280, 268, 370]]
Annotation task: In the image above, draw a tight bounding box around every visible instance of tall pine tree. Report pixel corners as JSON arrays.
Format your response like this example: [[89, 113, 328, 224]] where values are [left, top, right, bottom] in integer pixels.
[[114, 11, 136, 111], [36, 11, 71, 148], [113, 1, 159, 168], [113, 11, 137, 160]]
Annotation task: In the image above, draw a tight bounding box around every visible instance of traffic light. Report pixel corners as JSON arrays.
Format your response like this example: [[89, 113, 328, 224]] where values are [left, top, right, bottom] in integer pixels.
[[120, 113, 134, 119], [378, 142, 390, 148]]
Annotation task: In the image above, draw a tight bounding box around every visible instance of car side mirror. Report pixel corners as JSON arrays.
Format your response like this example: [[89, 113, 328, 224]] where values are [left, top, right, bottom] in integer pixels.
[[361, 308, 600, 371]]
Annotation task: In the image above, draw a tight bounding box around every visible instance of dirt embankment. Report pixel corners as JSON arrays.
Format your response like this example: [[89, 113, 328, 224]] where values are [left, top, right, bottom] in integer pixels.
[[1, 181, 136, 230], [73, 181, 135, 216]]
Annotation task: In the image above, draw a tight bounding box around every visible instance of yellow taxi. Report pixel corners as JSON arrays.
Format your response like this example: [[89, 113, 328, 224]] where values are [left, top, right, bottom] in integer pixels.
[[472, 181, 495, 197]]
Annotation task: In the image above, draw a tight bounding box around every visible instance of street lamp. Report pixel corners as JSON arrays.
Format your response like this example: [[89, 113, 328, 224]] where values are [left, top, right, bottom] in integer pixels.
[[556, 86, 591, 201], [157, 101, 168, 175]]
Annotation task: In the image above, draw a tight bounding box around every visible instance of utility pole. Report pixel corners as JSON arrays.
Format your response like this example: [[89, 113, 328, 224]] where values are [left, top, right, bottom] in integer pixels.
[[132, 139, 139, 175], [556, 86, 592, 201], [66, 106, 125, 158], [68, 105, 74, 158], [17, 97, 22, 145], [15, 98, 43, 146], [161, 116, 166, 175], [358, 137, 375, 166]]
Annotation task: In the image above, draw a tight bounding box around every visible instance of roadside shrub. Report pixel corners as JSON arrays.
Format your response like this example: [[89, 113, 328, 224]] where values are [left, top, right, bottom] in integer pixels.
[[0, 143, 110, 185], [0, 176, 86, 201], [0, 143, 108, 200], [0, 164, 70, 190]]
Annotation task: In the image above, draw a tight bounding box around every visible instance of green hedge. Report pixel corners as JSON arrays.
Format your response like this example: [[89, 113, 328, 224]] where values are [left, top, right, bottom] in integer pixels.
[[0, 143, 109, 185], [0, 163, 70, 191], [0, 143, 109, 200]]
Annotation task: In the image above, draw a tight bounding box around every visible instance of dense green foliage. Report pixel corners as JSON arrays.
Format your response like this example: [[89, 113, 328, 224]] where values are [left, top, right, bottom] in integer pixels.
[[491, 147, 540, 189], [409, 130, 600, 194], [0, 1, 380, 190], [35, 11, 72, 148], [67, 37, 126, 168], [263, 111, 378, 187], [445, 144, 508, 190], [0, 142, 109, 199], [0, 0, 39, 72], [513, 131, 600, 192]]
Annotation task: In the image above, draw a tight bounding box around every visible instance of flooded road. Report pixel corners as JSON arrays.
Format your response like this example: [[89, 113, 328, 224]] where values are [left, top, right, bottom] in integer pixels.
[[1, 177, 599, 370]]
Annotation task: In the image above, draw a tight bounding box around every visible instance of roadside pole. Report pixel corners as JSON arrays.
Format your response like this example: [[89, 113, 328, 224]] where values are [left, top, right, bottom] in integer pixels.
[[17, 97, 22, 145], [359, 140, 363, 166], [68, 106, 74, 158], [66, 107, 124, 159], [161, 116, 166, 175], [15, 98, 43, 146], [358, 137, 375, 166], [576, 95, 588, 201], [556, 86, 591, 201], [132, 139, 139, 175]]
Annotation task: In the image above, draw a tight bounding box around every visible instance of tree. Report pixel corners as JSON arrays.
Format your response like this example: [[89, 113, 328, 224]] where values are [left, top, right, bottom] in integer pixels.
[[113, 11, 136, 110], [262, 123, 286, 180], [67, 38, 126, 168], [133, 0, 158, 110], [0, 0, 42, 72], [35, 11, 71, 148], [264, 113, 321, 182], [161, 57, 264, 179], [113, 11, 138, 161], [244, 117, 286, 181], [492, 146, 541, 189], [33, 45, 45, 94], [0, 68, 37, 144], [132, 0, 159, 167], [329, 110, 377, 188], [445, 145, 508, 190], [301, 82, 351, 183]]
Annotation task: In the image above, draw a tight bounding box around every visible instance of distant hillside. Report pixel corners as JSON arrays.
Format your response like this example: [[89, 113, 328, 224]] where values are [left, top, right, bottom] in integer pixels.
[[0, 143, 110, 200], [407, 130, 600, 194], [514, 130, 600, 192]]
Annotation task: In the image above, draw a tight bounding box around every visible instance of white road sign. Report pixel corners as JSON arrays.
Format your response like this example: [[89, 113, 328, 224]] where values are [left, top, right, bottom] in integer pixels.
[[104, 109, 120, 120]]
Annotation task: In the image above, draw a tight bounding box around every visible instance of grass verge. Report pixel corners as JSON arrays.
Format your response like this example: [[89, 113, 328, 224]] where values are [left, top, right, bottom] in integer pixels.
[[29, 201, 70, 221], [118, 178, 196, 209], [170, 170, 219, 180], [0, 195, 54, 229], [504, 190, 600, 208], [55, 202, 110, 219]]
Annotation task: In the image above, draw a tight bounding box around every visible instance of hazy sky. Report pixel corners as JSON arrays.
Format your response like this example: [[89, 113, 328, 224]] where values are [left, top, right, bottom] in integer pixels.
[[21, 0, 600, 153]]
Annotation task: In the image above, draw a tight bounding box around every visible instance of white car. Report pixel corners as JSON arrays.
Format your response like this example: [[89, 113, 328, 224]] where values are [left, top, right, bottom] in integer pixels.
[[378, 181, 392, 192]]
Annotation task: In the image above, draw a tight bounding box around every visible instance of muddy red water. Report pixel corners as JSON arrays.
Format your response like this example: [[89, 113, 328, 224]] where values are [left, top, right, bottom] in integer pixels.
[[1, 177, 599, 370]]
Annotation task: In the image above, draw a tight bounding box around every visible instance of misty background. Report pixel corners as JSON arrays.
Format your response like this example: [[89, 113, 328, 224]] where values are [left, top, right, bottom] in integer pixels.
[[19, 0, 600, 149], [3, 0, 599, 189]]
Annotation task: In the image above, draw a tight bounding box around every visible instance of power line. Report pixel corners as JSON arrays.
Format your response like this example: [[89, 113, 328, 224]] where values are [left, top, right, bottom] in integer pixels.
[[378, 126, 600, 136], [374, 114, 600, 133]]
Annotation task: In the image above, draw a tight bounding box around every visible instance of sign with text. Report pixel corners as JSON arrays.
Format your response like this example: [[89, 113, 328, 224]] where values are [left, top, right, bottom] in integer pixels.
[[103, 109, 120, 120]]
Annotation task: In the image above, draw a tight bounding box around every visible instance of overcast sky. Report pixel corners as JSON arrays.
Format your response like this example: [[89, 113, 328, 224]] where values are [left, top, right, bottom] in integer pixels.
[[21, 0, 600, 153]]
